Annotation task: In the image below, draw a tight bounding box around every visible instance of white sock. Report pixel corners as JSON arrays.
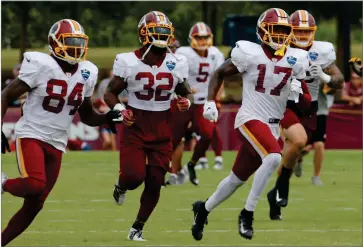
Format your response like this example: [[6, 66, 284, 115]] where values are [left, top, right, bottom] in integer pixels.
[[205, 171, 245, 212], [199, 157, 208, 163], [215, 156, 223, 163], [245, 153, 281, 212]]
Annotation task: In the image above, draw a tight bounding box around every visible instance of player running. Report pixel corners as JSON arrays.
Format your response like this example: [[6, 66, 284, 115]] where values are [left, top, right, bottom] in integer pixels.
[[267, 10, 344, 220], [171, 22, 225, 185], [104, 11, 193, 241], [1, 19, 121, 246], [190, 8, 311, 241]]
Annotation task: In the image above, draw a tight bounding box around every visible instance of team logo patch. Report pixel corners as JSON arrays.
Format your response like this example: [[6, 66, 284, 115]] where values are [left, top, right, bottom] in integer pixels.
[[81, 69, 90, 80], [286, 56, 297, 66], [309, 51, 319, 61], [166, 61, 176, 71]]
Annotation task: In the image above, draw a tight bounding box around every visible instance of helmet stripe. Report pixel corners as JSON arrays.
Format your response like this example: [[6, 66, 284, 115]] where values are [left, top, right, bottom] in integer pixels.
[[301, 10, 307, 23], [153, 11, 160, 22], [71, 20, 81, 31], [305, 10, 309, 23], [199, 22, 205, 32], [65, 19, 76, 32], [157, 11, 165, 22]]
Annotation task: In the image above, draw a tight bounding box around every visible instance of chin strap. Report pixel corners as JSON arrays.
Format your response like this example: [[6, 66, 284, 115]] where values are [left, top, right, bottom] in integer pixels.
[[274, 44, 287, 56]]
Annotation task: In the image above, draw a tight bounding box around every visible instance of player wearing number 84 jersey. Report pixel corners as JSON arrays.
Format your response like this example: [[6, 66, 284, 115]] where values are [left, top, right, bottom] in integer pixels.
[[192, 8, 311, 241], [1, 19, 121, 246], [104, 11, 193, 241]]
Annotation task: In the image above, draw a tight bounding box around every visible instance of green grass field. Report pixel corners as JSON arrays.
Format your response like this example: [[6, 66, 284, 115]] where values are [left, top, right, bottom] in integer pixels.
[[1, 150, 362, 246], [2, 43, 362, 70]]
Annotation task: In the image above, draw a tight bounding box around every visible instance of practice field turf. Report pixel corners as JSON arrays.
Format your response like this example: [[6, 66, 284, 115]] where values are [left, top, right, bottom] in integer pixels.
[[1, 150, 362, 246]]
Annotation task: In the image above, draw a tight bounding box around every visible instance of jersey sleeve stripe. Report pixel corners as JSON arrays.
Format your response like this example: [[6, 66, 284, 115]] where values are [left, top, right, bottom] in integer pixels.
[[16, 138, 29, 178], [239, 125, 268, 158]]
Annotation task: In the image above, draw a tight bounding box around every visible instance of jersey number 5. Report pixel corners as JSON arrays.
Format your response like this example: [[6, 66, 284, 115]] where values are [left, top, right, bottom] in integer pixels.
[[196, 63, 210, 83], [135, 72, 173, 101], [255, 64, 292, 96], [42, 79, 84, 115]]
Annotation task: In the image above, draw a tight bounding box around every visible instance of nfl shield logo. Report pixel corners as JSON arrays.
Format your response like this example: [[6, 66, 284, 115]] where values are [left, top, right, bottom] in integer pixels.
[[81, 69, 90, 80], [166, 61, 176, 71], [287, 56, 297, 66]]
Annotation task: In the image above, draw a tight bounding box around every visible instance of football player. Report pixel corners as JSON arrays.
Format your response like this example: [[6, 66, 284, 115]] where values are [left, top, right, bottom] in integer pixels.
[[104, 11, 193, 241], [190, 8, 311, 240], [1, 19, 121, 246], [267, 10, 344, 220], [171, 22, 225, 185]]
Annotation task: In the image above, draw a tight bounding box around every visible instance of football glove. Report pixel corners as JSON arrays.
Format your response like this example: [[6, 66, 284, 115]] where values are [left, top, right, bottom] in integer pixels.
[[176, 95, 191, 112], [112, 103, 135, 127], [308, 64, 331, 84], [1, 131, 10, 154], [203, 101, 218, 122], [349, 57, 362, 76], [288, 77, 303, 103]]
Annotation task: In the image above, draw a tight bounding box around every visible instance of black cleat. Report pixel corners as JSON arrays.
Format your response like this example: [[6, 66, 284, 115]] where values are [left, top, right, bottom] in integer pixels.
[[191, 200, 208, 241], [275, 168, 291, 207], [275, 188, 288, 207], [267, 189, 282, 220], [238, 209, 254, 240], [187, 162, 199, 185]]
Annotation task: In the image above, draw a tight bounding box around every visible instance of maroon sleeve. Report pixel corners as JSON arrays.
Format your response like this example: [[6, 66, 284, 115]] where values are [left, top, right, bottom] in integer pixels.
[[297, 80, 312, 110]]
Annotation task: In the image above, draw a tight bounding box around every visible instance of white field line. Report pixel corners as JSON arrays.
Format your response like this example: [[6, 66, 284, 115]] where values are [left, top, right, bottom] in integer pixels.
[[24, 228, 362, 234]]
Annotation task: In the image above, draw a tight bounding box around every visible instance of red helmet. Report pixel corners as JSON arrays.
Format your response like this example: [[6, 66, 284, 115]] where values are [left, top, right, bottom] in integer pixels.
[[188, 22, 213, 51], [48, 19, 88, 65], [257, 8, 292, 51], [290, 10, 317, 48], [138, 11, 174, 48]]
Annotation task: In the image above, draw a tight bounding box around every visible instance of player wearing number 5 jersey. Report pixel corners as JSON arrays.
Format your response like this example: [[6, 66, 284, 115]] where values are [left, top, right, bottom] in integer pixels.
[[104, 11, 193, 241], [1, 19, 121, 246], [191, 8, 311, 241], [171, 22, 225, 185]]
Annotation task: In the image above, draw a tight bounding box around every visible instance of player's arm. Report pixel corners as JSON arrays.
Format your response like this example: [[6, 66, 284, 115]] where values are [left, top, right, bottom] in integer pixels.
[[322, 63, 344, 89], [297, 79, 312, 110], [208, 58, 239, 100], [174, 79, 193, 111], [1, 78, 30, 120], [104, 75, 135, 126]]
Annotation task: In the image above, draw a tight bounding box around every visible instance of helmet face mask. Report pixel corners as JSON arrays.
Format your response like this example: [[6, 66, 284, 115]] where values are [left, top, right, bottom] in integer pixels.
[[139, 12, 174, 49], [48, 20, 88, 65]]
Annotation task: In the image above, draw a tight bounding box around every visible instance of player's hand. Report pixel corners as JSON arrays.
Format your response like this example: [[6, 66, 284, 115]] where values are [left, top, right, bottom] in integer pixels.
[[349, 57, 362, 76], [120, 109, 135, 126], [176, 95, 191, 112], [106, 109, 122, 134], [203, 101, 218, 122], [1, 131, 11, 154], [308, 64, 331, 83], [288, 77, 303, 103]]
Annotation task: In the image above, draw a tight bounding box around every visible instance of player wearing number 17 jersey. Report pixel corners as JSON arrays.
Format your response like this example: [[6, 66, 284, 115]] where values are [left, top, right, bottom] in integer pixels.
[[171, 22, 225, 185], [104, 11, 193, 241], [1, 19, 121, 246], [191, 8, 311, 241]]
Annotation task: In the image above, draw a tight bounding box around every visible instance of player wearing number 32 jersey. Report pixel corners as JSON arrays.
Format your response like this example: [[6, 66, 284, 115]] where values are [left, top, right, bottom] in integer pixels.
[[191, 8, 311, 241], [1, 19, 121, 246], [104, 11, 193, 241]]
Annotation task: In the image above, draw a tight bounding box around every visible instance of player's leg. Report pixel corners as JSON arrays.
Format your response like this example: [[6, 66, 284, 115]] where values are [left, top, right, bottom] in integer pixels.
[[311, 115, 327, 185], [187, 105, 215, 185], [113, 142, 146, 205], [166, 139, 184, 185], [100, 127, 112, 150], [129, 142, 171, 240], [211, 127, 223, 170], [237, 120, 281, 239], [268, 110, 307, 208], [1, 138, 62, 246]]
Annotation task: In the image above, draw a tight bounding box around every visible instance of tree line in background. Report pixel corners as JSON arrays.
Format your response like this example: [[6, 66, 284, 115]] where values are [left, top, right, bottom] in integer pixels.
[[2, 1, 362, 49]]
